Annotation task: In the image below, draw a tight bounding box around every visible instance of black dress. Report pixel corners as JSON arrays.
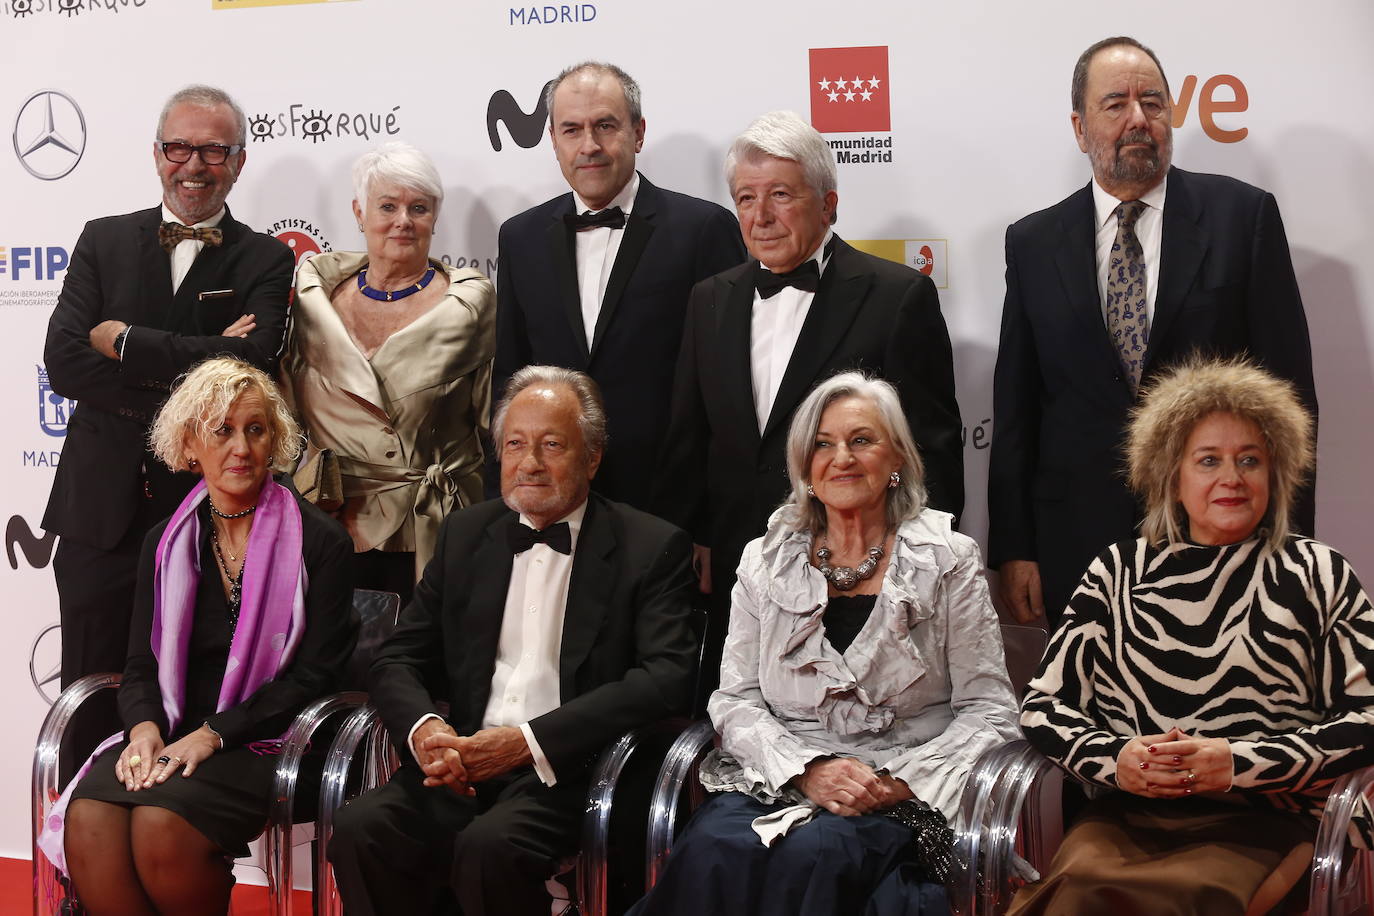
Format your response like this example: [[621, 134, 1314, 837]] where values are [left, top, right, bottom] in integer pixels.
[[71, 493, 356, 856]]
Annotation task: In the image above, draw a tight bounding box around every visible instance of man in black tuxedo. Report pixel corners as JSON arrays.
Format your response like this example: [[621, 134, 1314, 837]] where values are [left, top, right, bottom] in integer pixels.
[[329, 366, 695, 916], [43, 85, 292, 689], [988, 36, 1316, 626], [494, 60, 746, 510], [654, 111, 963, 666]]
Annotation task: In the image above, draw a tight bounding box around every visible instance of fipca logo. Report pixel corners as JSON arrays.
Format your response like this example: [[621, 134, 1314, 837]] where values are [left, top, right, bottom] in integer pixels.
[[269, 218, 332, 268], [487, 81, 554, 152], [850, 239, 948, 289], [247, 103, 400, 146], [0, 244, 70, 311], [808, 46, 895, 166], [13, 89, 86, 180], [37, 365, 75, 439], [5, 0, 147, 19]]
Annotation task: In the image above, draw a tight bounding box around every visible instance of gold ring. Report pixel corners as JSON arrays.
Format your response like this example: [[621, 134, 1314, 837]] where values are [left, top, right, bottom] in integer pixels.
[[127, 755, 141, 767]]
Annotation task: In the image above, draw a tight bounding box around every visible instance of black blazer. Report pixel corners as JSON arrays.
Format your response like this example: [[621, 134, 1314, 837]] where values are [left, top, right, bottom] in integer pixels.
[[494, 174, 746, 509], [653, 236, 964, 596], [42, 205, 294, 549], [368, 494, 696, 778], [988, 167, 1317, 619]]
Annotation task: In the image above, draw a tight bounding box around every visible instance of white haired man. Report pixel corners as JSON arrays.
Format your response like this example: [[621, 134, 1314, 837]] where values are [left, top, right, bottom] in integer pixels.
[[654, 110, 963, 696]]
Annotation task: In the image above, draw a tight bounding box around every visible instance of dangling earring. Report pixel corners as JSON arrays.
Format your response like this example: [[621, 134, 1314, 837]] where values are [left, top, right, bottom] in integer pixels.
[[889, 471, 901, 489], [806, 484, 816, 498]]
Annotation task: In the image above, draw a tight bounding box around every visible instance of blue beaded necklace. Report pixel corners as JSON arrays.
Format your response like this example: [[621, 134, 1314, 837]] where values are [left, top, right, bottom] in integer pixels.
[[357, 265, 436, 302]]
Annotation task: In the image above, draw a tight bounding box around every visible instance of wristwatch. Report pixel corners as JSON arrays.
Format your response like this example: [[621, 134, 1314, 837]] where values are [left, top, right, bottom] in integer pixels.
[[113, 325, 131, 359]]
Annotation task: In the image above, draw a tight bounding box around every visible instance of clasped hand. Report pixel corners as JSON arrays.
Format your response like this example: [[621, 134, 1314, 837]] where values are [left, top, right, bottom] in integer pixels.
[[1116, 726, 1234, 798], [113, 721, 219, 791], [413, 721, 533, 797], [794, 757, 913, 817]]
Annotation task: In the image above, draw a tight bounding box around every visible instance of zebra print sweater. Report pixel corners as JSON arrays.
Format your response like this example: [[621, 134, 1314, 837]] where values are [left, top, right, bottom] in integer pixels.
[[1021, 534, 1374, 826]]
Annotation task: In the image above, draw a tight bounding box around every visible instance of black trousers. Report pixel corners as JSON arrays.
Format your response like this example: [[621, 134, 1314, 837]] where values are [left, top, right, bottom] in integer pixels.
[[328, 763, 587, 916]]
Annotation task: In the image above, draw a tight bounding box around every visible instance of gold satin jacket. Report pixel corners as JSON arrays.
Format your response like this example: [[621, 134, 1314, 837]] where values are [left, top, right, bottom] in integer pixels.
[[283, 251, 495, 576]]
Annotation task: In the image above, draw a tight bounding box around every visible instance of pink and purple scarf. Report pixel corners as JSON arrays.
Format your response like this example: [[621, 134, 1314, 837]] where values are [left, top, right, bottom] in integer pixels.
[[37, 478, 307, 875]]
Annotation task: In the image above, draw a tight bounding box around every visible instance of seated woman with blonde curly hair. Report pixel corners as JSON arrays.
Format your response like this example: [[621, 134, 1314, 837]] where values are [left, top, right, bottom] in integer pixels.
[[1010, 358, 1374, 916], [39, 356, 356, 915]]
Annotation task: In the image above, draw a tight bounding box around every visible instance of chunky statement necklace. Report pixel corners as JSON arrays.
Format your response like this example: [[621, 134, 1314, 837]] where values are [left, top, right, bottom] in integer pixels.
[[357, 265, 437, 302], [815, 541, 885, 591]]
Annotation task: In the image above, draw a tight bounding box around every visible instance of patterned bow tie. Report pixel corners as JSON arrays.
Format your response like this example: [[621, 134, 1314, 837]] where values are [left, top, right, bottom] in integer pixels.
[[564, 207, 626, 231], [158, 221, 223, 254], [755, 260, 820, 299], [507, 521, 572, 555]]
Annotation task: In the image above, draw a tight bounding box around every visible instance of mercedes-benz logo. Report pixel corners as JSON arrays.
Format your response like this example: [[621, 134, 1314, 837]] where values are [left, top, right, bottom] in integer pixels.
[[13, 89, 86, 181]]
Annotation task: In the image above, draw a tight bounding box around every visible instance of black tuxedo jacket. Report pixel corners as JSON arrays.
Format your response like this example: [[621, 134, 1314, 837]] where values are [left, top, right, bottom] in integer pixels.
[[494, 174, 746, 509], [368, 494, 696, 777], [42, 205, 294, 549], [988, 167, 1317, 620], [654, 236, 964, 596]]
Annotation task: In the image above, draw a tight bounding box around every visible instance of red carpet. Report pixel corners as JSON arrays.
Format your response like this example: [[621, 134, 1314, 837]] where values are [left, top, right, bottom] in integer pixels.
[[1, 856, 312, 914]]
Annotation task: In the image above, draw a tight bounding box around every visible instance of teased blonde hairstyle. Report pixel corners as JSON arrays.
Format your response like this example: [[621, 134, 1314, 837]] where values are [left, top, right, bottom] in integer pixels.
[[781, 371, 927, 536], [149, 357, 302, 474], [1128, 357, 1313, 552]]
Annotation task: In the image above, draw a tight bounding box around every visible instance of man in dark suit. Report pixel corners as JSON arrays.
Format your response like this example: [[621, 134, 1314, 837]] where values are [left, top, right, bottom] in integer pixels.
[[43, 85, 293, 689], [654, 111, 963, 671], [329, 367, 695, 916], [988, 36, 1316, 626], [494, 60, 746, 510]]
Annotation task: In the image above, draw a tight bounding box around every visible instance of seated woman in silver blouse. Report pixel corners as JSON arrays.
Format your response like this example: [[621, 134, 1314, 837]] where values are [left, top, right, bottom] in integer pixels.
[[630, 371, 1020, 916], [281, 141, 494, 601], [1010, 358, 1374, 916]]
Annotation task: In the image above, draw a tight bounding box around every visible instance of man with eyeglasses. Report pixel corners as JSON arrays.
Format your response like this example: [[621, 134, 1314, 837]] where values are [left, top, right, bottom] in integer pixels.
[[42, 84, 293, 701]]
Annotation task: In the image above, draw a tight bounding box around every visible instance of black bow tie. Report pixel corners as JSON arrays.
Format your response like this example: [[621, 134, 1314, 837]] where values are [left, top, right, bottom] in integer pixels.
[[755, 259, 820, 299], [564, 207, 626, 231], [507, 521, 572, 555]]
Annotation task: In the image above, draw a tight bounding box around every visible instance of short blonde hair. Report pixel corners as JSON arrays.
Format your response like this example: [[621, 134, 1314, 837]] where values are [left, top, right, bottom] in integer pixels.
[[149, 357, 302, 474], [780, 371, 926, 536], [1127, 357, 1313, 552]]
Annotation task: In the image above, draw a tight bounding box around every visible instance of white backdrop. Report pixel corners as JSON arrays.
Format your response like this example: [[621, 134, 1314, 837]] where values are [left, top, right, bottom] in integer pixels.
[[2, 0, 1373, 864]]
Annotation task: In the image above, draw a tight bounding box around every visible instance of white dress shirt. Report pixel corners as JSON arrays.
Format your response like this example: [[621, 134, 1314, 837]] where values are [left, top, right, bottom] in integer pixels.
[[750, 229, 834, 431], [407, 501, 587, 787], [1091, 176, 1166, 328], [161, 203, 225, 295], [573, 173, 640, 351]]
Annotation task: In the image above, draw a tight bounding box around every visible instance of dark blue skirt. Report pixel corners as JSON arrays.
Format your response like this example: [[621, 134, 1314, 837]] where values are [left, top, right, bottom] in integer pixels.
[[627, 791, 950, 916]]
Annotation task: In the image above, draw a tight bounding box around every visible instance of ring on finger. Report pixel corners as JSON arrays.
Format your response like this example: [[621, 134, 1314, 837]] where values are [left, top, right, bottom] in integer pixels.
[[156, 755, 172, 765], [127, 755, 142, 768]]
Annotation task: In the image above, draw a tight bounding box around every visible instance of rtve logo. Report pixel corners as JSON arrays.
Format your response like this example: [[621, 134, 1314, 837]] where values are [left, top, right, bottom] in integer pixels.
[[1170, 74, 1249, 143]]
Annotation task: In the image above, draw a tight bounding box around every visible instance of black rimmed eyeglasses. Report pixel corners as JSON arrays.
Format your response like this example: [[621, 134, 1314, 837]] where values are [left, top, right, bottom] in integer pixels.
[[158, 141, 244, 165]]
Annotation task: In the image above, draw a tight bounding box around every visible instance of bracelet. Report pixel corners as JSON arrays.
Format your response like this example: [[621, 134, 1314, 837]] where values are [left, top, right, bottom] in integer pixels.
[[203, 722, 224, 749]]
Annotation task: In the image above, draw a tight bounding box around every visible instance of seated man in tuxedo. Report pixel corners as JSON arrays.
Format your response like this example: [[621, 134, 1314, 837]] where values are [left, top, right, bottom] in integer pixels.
[[654, 110, 963, 686], [329, 366, 697, 916], [494, 60, 746, 510]]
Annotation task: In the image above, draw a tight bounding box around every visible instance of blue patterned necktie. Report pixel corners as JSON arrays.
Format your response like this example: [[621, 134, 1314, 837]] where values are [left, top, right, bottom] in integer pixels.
[[1105, 200, 1150, 390]]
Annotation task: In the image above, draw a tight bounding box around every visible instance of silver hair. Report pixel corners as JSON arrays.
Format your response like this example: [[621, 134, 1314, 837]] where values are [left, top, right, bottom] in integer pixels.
[[780, 371, 926, 535], [149, 357, 302, 474], [725, 110, 838, 222], [545, 61, 643, 125], [156, 85, 247, 147], [492, 365, 608, 457], [351, 141, 445, 215]]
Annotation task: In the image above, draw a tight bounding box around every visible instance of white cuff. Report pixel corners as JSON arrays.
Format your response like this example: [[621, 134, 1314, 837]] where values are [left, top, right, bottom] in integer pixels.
[[407, 713, 444, 765], [521, 722, 557, 787]]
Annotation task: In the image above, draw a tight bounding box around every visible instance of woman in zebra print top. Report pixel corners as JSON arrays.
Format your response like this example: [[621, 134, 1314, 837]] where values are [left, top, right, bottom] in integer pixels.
[[1010, 359, 1374, 916]]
